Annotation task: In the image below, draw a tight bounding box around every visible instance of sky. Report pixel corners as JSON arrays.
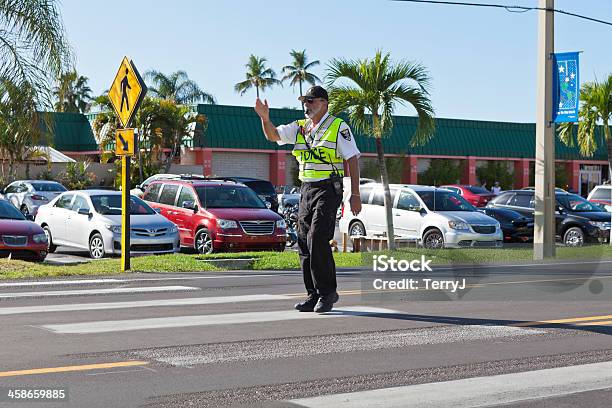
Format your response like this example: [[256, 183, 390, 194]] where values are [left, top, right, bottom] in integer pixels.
[[59, 0, 612, 123]]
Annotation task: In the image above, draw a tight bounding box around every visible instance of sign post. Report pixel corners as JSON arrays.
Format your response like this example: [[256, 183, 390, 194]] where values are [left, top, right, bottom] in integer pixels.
[[108, 57, 147, 272]]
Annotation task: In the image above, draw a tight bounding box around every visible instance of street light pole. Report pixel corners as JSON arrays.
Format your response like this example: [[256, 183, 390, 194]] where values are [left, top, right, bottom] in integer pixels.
[[534, 0, 556, 260]]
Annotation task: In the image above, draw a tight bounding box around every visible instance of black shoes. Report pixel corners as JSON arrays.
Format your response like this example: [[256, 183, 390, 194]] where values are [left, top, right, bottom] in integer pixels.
[[294, 294, 319, 312], [314, 292, 339, 313]]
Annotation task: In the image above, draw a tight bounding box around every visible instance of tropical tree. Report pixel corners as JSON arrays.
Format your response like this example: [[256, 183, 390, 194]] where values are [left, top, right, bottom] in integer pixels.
[[327, 51, 435, 249], [145, 70, 215, 104], [0, 0, 70, 92], [281, 49, 321, 98], [0, 79, 51, 181], [558, 74, 612, 187], [235, 55, 281, 98], [53, 70, 92, 113]]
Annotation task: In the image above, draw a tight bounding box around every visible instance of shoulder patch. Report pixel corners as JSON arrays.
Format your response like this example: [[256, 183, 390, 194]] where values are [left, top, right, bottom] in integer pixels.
[[340, 128, 351, 141]]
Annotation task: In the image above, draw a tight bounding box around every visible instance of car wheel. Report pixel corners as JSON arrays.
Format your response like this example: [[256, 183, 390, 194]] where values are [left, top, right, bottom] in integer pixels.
[[89, 233, 106, 259], [43, 226, 57, 253], [20, 205, 29, 216], [349, 220, 366, 237], [194, 229, 213, 254], [563, 227, 584, 247], [423, 229, 445, 249]]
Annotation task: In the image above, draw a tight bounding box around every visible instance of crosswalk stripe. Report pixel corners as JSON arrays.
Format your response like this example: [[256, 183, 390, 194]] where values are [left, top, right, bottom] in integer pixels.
[[0, 274, 277, 288], [289, 361, 612, 408], [0, 286, 198, 299], [0, 294, 291, 315], [40, 307, 399, 334]]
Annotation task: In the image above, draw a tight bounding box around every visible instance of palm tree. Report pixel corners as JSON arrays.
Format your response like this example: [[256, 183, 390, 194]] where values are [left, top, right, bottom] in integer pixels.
[[0, 0, 70, 91], [145, 70, 215, 104], [558, 75, 612, 245], [558, 75, 612, 176], [53, 71, 93, 113], [235, 55, 281, 98], [281, 49, 321, 98], [327, 51, 435, 250]]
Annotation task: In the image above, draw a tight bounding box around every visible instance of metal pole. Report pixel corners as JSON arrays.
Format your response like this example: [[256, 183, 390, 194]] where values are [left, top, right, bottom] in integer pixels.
[[534, 0, 556, 259], [121, 155, 131, 271]]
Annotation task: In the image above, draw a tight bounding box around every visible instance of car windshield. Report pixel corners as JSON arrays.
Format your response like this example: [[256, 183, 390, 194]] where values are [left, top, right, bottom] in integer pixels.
[[467, 186, 490, 194], [244, 181, 275, 195], [30, 182, 66, 192], [416, 190, 476, 212], [91, 195, 156, 215], [0, 200, 25, 220], [195, 186, 267, 209], [558, 194, 604, 212]]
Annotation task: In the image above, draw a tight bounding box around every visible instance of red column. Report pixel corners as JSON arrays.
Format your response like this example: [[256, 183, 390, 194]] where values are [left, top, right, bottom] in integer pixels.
[[269, 150, 287, 186], [195, 148, 213, 176], [401, 155, 418, 184], [513, 159, 530, 189], [461, 157, 477, 185], [566, 161, 580, 193]]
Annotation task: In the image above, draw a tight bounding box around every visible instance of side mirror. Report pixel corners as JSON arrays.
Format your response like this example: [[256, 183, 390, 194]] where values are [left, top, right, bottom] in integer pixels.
[[419, 207, 427, 216], [78, 208, 90, 216], [556, 205, 564, 213], [25, 214, 34, 221], [182, 201, 196, 211], [135, 184, 142, 190]]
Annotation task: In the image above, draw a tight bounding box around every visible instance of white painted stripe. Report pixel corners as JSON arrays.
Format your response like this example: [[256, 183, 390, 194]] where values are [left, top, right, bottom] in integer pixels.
[[0, 274, 277, 288], [290, 361, 612, 408], [0, 286, 198, 299], [0, 294, 291, 315], [41, 307, 399, 334]]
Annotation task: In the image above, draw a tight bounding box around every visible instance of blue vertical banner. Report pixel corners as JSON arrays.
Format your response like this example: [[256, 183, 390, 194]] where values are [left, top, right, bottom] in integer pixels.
[[553, 52, 580, 123]]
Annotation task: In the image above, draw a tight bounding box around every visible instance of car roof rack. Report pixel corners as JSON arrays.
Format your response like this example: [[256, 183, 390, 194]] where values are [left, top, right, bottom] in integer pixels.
[[176, 175, 243, 184]]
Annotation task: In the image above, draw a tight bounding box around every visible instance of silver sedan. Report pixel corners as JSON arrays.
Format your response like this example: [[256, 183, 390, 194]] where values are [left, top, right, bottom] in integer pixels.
[[3, 180, 67, 217], [35, 190, 180, 259]]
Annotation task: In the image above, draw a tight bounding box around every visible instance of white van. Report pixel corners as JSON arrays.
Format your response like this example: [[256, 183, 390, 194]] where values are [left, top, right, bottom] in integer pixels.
[[339, 184, 503, 249]]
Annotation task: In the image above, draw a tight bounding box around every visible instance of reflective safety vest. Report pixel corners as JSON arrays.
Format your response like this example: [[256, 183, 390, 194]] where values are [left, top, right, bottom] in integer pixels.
[[292, 115, 345, 181]]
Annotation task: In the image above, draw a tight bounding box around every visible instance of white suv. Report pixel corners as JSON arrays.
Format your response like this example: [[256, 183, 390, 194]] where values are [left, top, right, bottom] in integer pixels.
[[587, 185, 612, 212], [339, 184, 503, 248]]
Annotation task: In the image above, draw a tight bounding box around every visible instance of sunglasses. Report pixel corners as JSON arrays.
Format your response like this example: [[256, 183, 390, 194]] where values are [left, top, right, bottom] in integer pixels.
[[303, 97, 318, 104]]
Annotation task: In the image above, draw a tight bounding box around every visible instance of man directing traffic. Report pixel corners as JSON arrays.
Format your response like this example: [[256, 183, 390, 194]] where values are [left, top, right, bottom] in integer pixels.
[[254, 85, 362, 313]]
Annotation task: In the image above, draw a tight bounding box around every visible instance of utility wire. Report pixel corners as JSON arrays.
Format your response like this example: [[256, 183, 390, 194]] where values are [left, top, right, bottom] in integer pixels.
[[391, 0, 612, 27]]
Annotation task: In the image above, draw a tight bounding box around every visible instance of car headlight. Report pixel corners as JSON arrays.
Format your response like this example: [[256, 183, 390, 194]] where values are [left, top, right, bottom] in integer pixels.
[[589, 221, 611, 230], [105, 224, 122, 234], [448, 221, 470, 230], [217, 219, 238, 229], [276, 219, 287, 229], [169, 225, 179, 234], [32, 233, 47, 243]]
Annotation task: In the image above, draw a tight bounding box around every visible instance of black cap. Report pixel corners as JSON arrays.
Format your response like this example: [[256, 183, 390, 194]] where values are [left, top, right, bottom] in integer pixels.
[[298, 86, 328, 101]]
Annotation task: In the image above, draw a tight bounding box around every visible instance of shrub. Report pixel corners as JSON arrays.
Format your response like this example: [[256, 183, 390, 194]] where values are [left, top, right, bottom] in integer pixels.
[[60, 161, 96, 190]]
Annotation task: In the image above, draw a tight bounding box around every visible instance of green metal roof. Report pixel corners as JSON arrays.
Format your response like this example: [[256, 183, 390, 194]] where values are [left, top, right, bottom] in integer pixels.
[[195, 104, 608, 161], [41, 112, 98, 151]]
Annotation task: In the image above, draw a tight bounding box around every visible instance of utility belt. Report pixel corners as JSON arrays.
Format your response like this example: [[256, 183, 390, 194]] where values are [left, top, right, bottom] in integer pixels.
[[302, 172, 343, 195]]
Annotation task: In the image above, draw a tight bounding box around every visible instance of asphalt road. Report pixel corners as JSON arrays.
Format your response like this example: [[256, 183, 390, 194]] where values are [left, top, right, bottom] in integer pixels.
[[0, 260, 611, 407]]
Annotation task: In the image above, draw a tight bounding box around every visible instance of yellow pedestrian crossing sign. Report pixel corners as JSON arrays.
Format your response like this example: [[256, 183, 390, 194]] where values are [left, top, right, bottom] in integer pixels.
[[109, 57, 147, 128], [116, 128, 135, 156]]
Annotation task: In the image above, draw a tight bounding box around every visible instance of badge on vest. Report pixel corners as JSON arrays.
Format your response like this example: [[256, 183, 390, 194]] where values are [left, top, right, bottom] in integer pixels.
[[340, 128, 351, 141]]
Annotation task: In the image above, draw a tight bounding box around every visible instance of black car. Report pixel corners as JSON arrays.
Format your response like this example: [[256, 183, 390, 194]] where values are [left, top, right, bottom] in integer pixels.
[[479, 207, 534, 243], [223, 177, 279, 213], [486, 190, 611, 246]]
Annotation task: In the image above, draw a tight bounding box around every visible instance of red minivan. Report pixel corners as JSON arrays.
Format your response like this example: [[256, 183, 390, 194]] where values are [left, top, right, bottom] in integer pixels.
[[143, 179, 286, 254]]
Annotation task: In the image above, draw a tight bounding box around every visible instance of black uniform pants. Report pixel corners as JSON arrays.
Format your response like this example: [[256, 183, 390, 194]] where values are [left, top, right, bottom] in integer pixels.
[[297, 179, 342, 296]]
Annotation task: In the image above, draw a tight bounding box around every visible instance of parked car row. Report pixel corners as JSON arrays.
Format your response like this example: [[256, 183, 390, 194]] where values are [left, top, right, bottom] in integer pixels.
[[339, 182, 611, 249]]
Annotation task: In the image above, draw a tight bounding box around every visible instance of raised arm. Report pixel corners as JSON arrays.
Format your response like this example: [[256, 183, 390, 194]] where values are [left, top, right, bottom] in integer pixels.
[[254, 98, 280, 142]]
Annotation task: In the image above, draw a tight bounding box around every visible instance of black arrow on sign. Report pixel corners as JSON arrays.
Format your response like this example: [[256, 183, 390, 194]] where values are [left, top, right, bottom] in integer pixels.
[[118, 133, 129, 151]]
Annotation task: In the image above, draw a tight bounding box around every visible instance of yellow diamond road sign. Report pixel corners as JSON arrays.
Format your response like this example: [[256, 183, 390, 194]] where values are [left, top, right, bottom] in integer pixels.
[[109, 57, 147, 128], [116, 128, 135, 156]]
